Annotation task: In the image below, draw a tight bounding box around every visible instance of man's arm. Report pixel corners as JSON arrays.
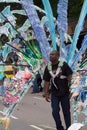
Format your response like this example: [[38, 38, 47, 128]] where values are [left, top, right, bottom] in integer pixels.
[[67, 75, 72, 87], [64, 62, 73, 87], [44, 81, 50, 102]]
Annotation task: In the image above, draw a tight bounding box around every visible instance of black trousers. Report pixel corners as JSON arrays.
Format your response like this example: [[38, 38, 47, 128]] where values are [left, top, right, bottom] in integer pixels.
[[51, 94, 71, 130]]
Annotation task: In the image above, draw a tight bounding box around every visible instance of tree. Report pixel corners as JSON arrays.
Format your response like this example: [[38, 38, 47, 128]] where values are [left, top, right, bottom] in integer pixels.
[[0, 0, 84, 26], [34, 0, 84, 19]]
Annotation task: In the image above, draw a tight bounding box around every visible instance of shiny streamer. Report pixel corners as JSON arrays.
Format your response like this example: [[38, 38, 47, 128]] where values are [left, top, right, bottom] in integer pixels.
[[41, 0, 57, 50], [20, 0, 51, 62], [71, 34, 87, 70], [67, 0, 87, 66], [57, 0, 68, 56]]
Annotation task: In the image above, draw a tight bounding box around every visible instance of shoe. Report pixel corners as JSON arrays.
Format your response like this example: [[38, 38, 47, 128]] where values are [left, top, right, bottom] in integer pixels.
[[31, 91, 39, 94], [39, 87, 43, 92], [42, 94, 45, 97]]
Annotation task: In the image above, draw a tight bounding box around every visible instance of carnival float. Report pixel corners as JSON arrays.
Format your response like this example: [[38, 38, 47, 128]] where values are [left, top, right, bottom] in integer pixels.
[[0, 0, 87, 130]]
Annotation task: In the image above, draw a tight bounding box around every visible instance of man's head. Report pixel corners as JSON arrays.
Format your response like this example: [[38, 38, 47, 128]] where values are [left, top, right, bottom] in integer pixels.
[[50, 50, 60, 64]]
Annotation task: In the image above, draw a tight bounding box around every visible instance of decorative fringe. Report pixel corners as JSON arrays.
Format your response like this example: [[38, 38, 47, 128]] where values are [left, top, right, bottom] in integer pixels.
[[20, 0, 51, 63], [57, 0, 68, 33], [57, 0, 68, 57], [41, 0, 57, 50]]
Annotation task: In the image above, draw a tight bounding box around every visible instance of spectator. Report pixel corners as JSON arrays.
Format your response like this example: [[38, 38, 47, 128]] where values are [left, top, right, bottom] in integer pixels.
[[32, 72, 42, 93]]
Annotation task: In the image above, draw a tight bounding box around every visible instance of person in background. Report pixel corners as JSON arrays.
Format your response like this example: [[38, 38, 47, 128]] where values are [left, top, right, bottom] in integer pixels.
[[32, 71, 42, 93], [37, 71, 43, 92], [43, 50, 73, 130]]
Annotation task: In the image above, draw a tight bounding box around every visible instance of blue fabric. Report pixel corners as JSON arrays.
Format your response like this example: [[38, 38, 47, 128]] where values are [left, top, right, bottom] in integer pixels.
[[80, 91, 87, 102], [57, 0, 68, 58]]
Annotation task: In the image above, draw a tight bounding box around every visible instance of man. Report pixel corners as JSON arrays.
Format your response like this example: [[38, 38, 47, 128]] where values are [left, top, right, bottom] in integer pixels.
[[43, 50, 73, 130]]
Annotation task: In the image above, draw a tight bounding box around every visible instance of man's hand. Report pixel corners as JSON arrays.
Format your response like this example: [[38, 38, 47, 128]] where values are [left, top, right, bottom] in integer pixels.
[[44, 81, 51, 102]]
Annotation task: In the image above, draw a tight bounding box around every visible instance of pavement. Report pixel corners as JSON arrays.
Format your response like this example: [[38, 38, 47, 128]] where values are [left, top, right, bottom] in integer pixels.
[[0, 87, 87, 130]]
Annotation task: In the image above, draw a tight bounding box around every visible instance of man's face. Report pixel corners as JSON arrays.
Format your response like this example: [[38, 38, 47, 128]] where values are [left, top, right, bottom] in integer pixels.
[[50, 51, 59, 63]]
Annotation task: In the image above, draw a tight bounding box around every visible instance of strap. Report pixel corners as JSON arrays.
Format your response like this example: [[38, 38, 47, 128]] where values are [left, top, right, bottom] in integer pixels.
[[51, 78, 58, 90], [49, 67, 61, 78]]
